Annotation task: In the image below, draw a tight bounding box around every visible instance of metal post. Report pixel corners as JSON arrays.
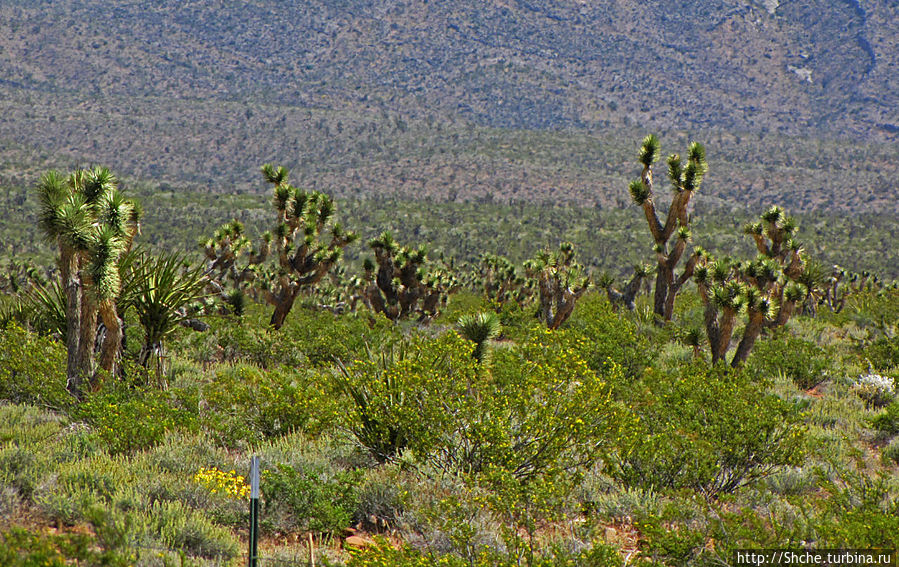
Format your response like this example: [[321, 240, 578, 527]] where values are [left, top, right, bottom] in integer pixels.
[[248, 456, 260, 567]]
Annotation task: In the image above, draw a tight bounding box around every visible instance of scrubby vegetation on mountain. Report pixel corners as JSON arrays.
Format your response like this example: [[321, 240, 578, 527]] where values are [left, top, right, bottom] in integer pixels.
[[1, 1, 898, 216], [1, 157, 898, 565]]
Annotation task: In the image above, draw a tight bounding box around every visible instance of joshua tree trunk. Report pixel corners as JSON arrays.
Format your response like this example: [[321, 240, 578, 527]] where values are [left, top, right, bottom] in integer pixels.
[[731, 310, 766, 368], [653, 269, 668, 320], [97, 300, 122, 378], [61, 247, 84, 396], [76, 274, 99, 388], [714, 307, 738, 364], [269, 291, 298, 330], [773, 296, 797, 328]]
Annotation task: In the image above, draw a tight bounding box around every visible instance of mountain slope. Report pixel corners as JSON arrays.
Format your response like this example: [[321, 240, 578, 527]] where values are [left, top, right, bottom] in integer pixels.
[[0, 0, 897, 211]]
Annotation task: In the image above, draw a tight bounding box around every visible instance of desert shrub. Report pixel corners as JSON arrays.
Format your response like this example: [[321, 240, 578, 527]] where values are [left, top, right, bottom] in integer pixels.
[[0, 444, 52, 500], [0, 323, 70, 410], [261, 462, 361, 536], [871, 400, 899, 435], [670, 503, 815, 565], [196, 363, 338, 447], [748, 335, 831, 389], [345, 537, 624, 567], [353, 467, 413, 533], [565, 293, 652, 379], [149, 499, 240, 560], [75, 386, 198, 455], [608, 363, 806, 495], [639, 514, 707, 566], [812, 472, 899, 547], [281, 306, 399, 367], [141, 431, 233, 476], [850, 373, 895, 408], [472, 329, 624, 480], [763, 466, 818, 496], [333, 334, 478, 463], [52, 454, 130, 503], [882, 437, 899, 465], [211, 323, 307, 369], [335, 329, 623, 480], [202, 305, 398, 370], [862, 335, 899, 372], [0, 403, 66, 446], [0, 527, 98, 567]]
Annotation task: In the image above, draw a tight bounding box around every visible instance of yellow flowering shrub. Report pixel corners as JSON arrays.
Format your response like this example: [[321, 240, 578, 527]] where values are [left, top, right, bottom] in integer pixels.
[[193, 467, 250, 500]]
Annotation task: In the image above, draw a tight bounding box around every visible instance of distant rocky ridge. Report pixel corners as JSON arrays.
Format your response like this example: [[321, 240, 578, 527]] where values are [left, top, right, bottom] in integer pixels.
[[0, 0, 897, 211]]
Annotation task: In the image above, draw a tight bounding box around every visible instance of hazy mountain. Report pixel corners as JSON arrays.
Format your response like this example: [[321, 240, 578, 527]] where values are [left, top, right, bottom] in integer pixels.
[[1, 0, 897, 211]]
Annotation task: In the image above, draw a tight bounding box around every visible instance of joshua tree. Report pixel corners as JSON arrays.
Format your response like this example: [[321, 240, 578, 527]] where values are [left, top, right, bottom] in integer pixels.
[[479, 253, 533, 309], [202, 219, 268, 315], [524, 242, 590, 330], [693, 206, 807, 367], [203, 165, 358, 329], [0, 259, 47, 295], [599, 264, 652, 311], [742, 205, 805, 328], [361, 232, 458, 322], [796, 258, 827, 316], [628, 134, 708, 322], [819, 266, 881, 313], [36, 167, 140, 396]]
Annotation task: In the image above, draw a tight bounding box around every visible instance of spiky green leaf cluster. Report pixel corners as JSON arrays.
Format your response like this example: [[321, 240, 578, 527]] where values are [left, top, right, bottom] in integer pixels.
[[628, 180, 651, 205], [638, 134, 661, 167]]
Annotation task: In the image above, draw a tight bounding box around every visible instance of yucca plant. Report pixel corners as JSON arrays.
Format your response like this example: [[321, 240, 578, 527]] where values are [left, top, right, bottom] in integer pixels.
[[120, 250, 209, 371], [36, 167, 140, 396], [681, 327, 705, 359], [457, 311, 501, 364], [0, 264, 65, 339], [332, 342, 411, 463], [628, 134, 708, 322]]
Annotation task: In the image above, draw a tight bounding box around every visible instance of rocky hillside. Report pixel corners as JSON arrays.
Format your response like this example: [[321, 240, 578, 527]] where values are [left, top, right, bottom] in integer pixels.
[[0, 0, 897, 211]]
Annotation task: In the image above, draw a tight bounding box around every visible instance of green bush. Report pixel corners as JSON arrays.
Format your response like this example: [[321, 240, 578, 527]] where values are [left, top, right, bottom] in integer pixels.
[[882, 437, 899, 465], [871, 400, 899, 435], [335, 329, 623, 480], [201, 304, 399, 370], [0, 445, 52, 501], [565, 293, 652, 379], [353, 468, 413, 533], [0, 528, 99, 567], [0, 404, 66, 446], [345, 537, 624, 567], [863, 335, 899, 372], [262, 462, 361, 536], [75, 386, 198, 455], [474, 328, 624, 480], [608, 363, 806, 495], [333, 334, 476, 463], [196, 363, 339, 447], [812, 472, 899, 547], [0, 323, 70, 410], [279, 306, 399, 367], [748, 335, 831, 389], [150, 499, 240, 560]]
